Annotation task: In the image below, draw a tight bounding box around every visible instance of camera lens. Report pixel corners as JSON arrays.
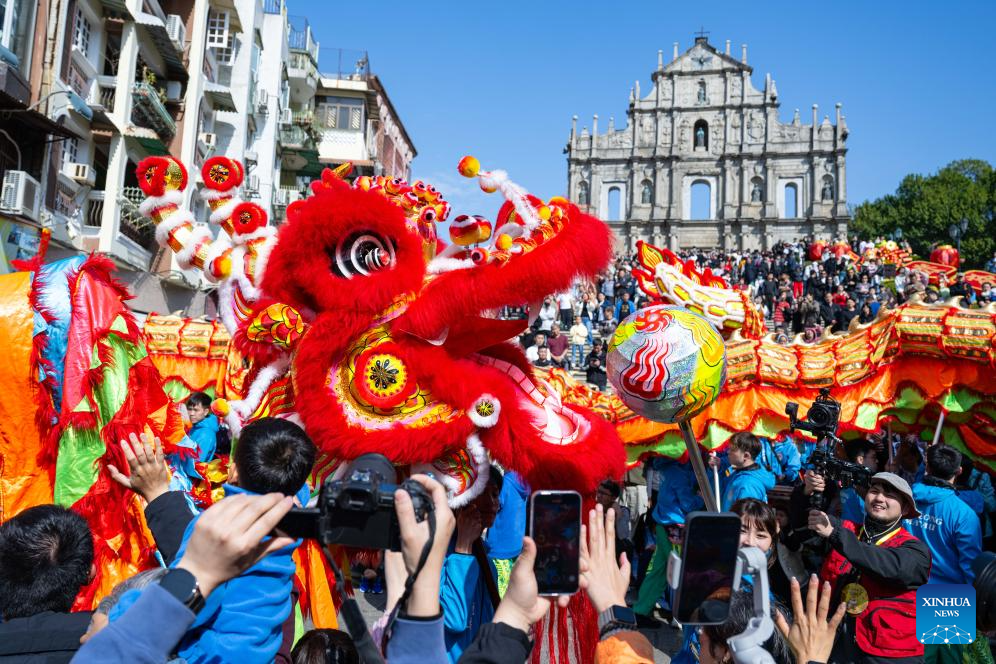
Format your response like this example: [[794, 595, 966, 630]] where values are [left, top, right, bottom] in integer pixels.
[[974, 552, 996, 632]]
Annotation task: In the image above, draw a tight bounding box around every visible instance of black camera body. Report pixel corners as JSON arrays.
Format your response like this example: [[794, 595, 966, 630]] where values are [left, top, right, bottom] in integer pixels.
[[807, 449, 872, 491], [277, 453, 432, 551], [785, 388, 842, 442]]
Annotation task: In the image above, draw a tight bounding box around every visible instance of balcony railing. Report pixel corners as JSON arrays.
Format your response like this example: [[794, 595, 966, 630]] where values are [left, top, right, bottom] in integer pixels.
[[118, 188, 156, 250], [263, 0, 282, 14], [87, 74, 117, 111], [131, 81, 176, 138], [292, 108, 314, 125], [319, 48, 369, 82], [288, 51, 318, 78], [279, 125, 310, 149], [85, 191, 105, 228], [287, 16, 319, 61]]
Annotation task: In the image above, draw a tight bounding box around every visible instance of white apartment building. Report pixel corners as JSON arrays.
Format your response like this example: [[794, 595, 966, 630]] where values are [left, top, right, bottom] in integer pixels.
[[0, 0, 413, 312]]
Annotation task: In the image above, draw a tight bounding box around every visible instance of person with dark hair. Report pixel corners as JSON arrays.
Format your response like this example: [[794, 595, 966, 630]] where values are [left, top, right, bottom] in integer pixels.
[[584, 339, 608, 391], [186, 391, 221, 462], [441, 467, 503, 662], [291, 628, 359, 664], [595, 479, 632, 564], [731, 498, 808, 607], [159, 418, 315, 664], [906, 445, 982, 586], [719, 432, 775, 511], [958, 455, 995, 548], [0, 505, 95, 662]]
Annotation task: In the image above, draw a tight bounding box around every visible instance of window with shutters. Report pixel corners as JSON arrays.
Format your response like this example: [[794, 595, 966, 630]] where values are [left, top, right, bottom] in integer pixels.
[[73, 6, 90, 55], [206, 10, 229, 48], [316, 96, 363, 132]]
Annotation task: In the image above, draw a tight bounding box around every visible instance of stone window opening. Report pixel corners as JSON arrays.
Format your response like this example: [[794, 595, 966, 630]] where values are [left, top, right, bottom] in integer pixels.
[[784, 182, 799, 218], [640, 179, 653, 205], [607, 186, 621, 221], [690, 180, 711, 219], [693, 119, 708, 150]]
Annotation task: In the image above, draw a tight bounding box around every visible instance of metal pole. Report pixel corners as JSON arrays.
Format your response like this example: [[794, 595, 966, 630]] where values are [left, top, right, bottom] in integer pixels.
[[931, 410, 946, 447], [679, 419, 720, 512]]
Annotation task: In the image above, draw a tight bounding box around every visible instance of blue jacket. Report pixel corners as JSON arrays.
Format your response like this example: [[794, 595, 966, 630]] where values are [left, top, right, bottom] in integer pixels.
[[386, 615, 447, 664], [189, 414, 221, 463], [839, 487, 865, 524], [772, 440, 801, 483], [171, 483, 307, 664], [651, 457, 704, 526], [485, 471, 529, 559], [440, 551, 497, 662], [721, 465, 775, 511], [72, 583, 195, 663], [965, 467, 996, 538], [756, 438, 783, 479], [905, 481, 982, 585]]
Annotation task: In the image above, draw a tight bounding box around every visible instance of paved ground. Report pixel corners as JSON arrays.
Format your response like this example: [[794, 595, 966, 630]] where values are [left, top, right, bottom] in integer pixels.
[[352, 587, 681, 662]]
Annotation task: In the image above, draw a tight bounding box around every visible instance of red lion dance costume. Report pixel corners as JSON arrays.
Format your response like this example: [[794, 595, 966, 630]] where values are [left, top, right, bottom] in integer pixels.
[[132, 154, 625, 659]]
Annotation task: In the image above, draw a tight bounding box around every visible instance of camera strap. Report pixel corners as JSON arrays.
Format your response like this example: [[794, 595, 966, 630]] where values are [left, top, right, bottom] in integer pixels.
[[381, 508, 436, 649]]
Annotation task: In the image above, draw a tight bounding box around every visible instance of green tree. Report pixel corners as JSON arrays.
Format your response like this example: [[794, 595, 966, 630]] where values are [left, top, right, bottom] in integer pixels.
[[852, 159, 995, 269]]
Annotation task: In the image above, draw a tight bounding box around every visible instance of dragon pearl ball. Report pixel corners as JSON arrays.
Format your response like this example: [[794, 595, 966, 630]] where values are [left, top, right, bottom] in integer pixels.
[[607, 305, 727, 423]]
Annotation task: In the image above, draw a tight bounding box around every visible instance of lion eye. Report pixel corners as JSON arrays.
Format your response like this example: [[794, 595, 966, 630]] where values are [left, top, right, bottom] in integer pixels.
[[330, 232, 396, 278]]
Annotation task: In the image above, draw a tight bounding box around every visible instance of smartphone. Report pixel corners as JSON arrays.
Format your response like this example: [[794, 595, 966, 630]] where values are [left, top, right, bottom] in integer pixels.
[[673, 511, 741, 625], [528, 490, 582, 596]]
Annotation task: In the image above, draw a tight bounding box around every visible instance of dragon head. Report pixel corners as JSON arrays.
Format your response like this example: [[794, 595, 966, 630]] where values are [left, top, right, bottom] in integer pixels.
[[279, 159, 624, 503]]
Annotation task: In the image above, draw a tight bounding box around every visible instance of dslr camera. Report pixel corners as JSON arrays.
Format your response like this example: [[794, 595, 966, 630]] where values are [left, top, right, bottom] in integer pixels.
[[277, 453, 432, 551], [785, 388, 842, 442]]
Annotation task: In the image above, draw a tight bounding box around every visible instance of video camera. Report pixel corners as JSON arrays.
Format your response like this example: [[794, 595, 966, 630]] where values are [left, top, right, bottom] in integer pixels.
[[785, 387, 842, 442], [277, 453, 432, 550], [807, 448, 872, 492]]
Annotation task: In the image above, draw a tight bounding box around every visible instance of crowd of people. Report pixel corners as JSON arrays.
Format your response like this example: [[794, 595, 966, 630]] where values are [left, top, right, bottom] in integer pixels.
[[1, 396, 993, 663], [518, 236, 996, 388], [1, 235, 995, 663]]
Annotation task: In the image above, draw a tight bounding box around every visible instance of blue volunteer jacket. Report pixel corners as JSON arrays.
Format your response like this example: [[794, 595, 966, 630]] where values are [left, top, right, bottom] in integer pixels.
[[721, 465, 775, 511], [651, 457, 704, 526], [440, 549, 497, 663], [171, 482, 307, 664], [189, 413, 221, 463], [772, 440, 802, 483], [904, 481, 982, 585], [484, 471, 529, 559]]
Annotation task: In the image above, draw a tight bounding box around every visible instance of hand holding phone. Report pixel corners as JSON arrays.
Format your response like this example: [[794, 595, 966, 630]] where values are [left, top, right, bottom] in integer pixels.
[[528, 491, 582, 596], [672, 511, 741, 625]]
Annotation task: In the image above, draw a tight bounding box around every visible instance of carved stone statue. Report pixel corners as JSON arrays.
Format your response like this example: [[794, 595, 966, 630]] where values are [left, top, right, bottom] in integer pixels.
[[641, 181, 653, 205], [695, 125, 706, 148], [697, 81, 707, 104], [751, 180, 763, 203], [577, 182, 589, 206], [822, 178, 834, 201]]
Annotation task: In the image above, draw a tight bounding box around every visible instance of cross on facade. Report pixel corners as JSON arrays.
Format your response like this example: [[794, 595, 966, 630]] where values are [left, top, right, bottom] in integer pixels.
[[694, 27, 710, 40]]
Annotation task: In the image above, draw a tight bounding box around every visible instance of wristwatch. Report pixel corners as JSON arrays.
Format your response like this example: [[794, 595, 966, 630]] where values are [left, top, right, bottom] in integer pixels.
[[597, 605, 637, 639], [159, 568, 206, 614]]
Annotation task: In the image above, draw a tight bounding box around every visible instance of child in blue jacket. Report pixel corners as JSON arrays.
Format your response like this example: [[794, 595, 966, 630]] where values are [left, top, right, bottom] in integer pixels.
[[720, 432, 775, 511]]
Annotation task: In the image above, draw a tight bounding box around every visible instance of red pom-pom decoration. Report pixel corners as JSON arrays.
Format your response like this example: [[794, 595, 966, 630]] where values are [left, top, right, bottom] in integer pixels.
[[136, 156, 188, 197], [202, 156, 244, 191], [231, 202, 267, 235]]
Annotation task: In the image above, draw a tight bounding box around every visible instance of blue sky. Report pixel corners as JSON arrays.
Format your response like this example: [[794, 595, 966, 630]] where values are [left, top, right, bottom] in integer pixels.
[[305, 0, 996, 219]]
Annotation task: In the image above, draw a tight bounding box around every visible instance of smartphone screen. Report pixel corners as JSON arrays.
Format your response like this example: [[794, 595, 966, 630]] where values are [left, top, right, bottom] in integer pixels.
[[528, 491, 582, 596], [673, 512, 741, 625]]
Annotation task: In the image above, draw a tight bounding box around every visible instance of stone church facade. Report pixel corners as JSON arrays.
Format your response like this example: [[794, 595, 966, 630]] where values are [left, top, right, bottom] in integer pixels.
[[566, 37, 850, 251]]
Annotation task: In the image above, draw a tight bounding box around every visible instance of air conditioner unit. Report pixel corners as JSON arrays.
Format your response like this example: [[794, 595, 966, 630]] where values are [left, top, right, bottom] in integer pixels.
[[255, 88, 268, 113], [0, 171, 41, 221], [273, 189, 290, 205], [278, 108, 292, 125], [62, 162, 96, 186], [199, 132, 217, 148], [166, 15, 186, 51], [246, 175, 260, 193]]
